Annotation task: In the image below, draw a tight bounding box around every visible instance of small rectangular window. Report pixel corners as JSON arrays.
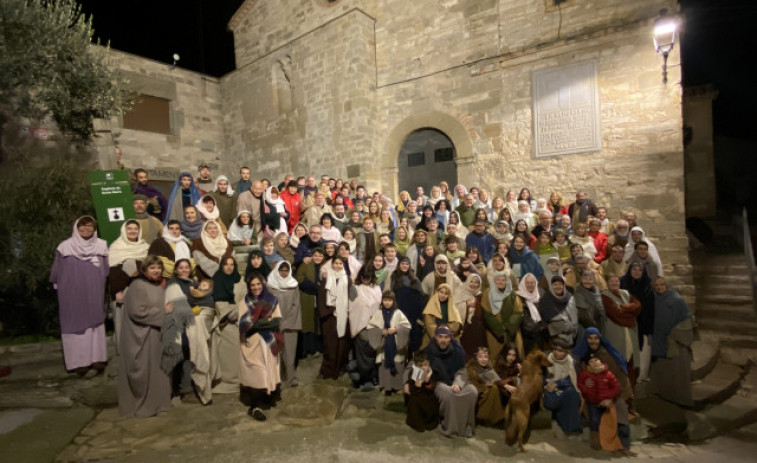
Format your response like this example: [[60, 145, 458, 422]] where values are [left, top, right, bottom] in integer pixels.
[[407, 152, 425, 167], [434, 147, 454, 163], [123, 94, 171, 134]]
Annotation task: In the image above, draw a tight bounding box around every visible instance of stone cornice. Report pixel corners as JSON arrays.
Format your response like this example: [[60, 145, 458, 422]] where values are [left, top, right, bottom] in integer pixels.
[[227, 0, 257, 31]]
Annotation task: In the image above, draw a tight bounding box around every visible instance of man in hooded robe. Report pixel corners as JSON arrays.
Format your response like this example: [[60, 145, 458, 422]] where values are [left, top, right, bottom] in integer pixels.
[[421, 255, 462, 296], [209, 175, 238, 229], [165, 172, 202, 225]]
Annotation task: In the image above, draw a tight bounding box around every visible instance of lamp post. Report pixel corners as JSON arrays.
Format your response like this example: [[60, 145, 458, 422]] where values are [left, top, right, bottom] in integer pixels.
[[653, 9, 679, 84]]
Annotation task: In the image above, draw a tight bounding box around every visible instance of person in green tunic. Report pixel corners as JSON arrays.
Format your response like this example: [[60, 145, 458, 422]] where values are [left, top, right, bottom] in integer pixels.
[[481, 271, 524, 360], [295, 248, 325, 358]]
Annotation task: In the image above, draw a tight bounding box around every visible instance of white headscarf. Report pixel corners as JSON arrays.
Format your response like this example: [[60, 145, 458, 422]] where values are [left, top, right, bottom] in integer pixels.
[[547, 350, 578, 390], [108, 220, 150, 267], [196, 194, 220, 221], [348, 282, 383, 338], [200, 220, 229, 259], [227, 210, 254, 242], [213, 175, 235, 197], [456, 274, 482, 324], [624, 226, 663, 275], [161, 224, 191, 261], [517, 273, 542, 323], [267, 261, 299, 291], [488, 272, 512, 316], [265, 186, 285, 210], [325, 262, 349, 337], [56, 216, 108, 267]]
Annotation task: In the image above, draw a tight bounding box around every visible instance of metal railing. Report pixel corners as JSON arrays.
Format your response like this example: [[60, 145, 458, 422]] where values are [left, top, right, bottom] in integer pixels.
[[738, 207, 757, 317]]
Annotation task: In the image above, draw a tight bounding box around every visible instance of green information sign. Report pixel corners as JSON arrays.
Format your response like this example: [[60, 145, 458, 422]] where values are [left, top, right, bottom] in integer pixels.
[[89, 170, 135, 245]]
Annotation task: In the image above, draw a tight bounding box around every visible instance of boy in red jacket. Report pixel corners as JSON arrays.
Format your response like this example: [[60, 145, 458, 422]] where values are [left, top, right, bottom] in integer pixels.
[[578, 354, 620, 449]]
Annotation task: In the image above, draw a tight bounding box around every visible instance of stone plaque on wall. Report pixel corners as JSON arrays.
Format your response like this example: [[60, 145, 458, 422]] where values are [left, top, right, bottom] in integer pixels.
[[532, 60, 601, 157]]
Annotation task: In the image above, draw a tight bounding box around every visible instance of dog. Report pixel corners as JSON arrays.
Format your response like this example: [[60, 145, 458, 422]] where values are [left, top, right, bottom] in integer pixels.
[[504, 348, 553, 451]]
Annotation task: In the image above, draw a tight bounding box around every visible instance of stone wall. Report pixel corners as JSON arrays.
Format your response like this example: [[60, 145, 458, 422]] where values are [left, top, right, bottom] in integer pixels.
[[222, 0, 692, 300], [102, 50, 226, 181], [375, 23, 690, 300], [683, 85, 718, 219], [221, 8, 377, 183], [109, 0, 691, 300]]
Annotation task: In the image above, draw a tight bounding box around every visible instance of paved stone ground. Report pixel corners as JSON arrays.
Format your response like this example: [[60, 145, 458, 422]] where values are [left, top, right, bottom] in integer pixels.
[[2, 347, 757, 463]]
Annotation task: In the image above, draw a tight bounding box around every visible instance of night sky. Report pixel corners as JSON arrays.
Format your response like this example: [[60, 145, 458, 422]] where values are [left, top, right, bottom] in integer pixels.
[[78, 0, 244, 78], [78, 0, 753, 141]]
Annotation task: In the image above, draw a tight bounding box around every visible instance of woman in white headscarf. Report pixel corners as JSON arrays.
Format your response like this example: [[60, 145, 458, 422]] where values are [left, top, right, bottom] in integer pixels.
[[108, 219, 150, 302], [481, 271, 524, 359], [623, 226, 663, 276], [517, 273, 548, 353], [513, 200, 537, 229], [458, 274, 487, 360], [267, 261, 302, 387], [227, 210, 255, 246], [148, 219, 193, 277], [51, 216, 109, 375], [108, 219, 151, 355], [318, 256, 351, 379], [190, 220, 233, 280]]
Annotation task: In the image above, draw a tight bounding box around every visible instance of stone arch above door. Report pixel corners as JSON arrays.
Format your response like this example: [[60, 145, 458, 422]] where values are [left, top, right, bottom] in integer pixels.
[[380, 111, 474, 194]]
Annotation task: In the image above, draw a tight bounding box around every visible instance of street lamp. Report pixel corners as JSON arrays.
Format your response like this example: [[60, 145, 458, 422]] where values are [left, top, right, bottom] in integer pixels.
[[653, 9, 679, 84]]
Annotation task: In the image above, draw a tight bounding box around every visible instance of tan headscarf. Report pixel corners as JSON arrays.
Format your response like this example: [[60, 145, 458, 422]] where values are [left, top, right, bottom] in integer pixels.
[[200, 220, 229, 259], [422, 283, 462, 324]]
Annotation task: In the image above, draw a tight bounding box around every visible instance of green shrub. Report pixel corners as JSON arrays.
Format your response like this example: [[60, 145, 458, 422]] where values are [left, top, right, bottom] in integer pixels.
[[0, 153, 95, 337]]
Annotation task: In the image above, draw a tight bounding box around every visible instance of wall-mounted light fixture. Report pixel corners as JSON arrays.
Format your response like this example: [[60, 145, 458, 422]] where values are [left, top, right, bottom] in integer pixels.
[[171, 53, 180, 70], [653, 9, 679, 84]]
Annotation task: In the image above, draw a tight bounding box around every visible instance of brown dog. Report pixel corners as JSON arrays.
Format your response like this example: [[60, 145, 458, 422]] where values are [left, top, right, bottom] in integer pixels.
[[504, 348, 553, 451]]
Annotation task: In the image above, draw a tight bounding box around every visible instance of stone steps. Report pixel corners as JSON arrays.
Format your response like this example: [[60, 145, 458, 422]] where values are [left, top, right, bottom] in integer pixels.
[[692, 340, 720, 381], [695, 273, 751, 284], [689, 251, 745, 265], [698, 329, 757, 350], [687, 364, 757, 441], [699, 294, 754, 306], [692, 362, 745, 409], [720, 345, 757, 367], [693, 264, 749, 274], [695, 284, 754, 298], [695, 317, 757, 338], [696, 304, 757, 323]]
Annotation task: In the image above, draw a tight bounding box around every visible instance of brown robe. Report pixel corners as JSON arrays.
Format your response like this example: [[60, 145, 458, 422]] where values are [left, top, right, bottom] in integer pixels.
[[459, 294, 487, 360], [466, 360, 506, 426], [134, 216, 164, 245], [117, 277, 172, 417], [209, 191, 238, 229], [317, 277, 351, 379]]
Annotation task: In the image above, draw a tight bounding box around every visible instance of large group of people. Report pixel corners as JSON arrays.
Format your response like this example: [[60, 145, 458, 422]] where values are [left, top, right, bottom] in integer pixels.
[[51, 163, 695, 454]]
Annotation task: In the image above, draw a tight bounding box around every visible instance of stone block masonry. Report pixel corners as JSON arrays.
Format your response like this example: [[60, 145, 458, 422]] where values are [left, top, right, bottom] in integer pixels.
[[102, 49, 226, 180], [110, 0, 692, 303]]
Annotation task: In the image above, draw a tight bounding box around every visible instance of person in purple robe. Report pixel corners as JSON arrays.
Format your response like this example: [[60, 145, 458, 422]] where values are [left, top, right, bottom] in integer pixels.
[[50, 216, 110, 376], [133, 168, 168, 221]]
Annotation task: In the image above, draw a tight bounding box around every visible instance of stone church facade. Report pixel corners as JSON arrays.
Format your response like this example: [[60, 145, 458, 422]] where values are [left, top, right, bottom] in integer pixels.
[[105, 0, 692, 298]]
